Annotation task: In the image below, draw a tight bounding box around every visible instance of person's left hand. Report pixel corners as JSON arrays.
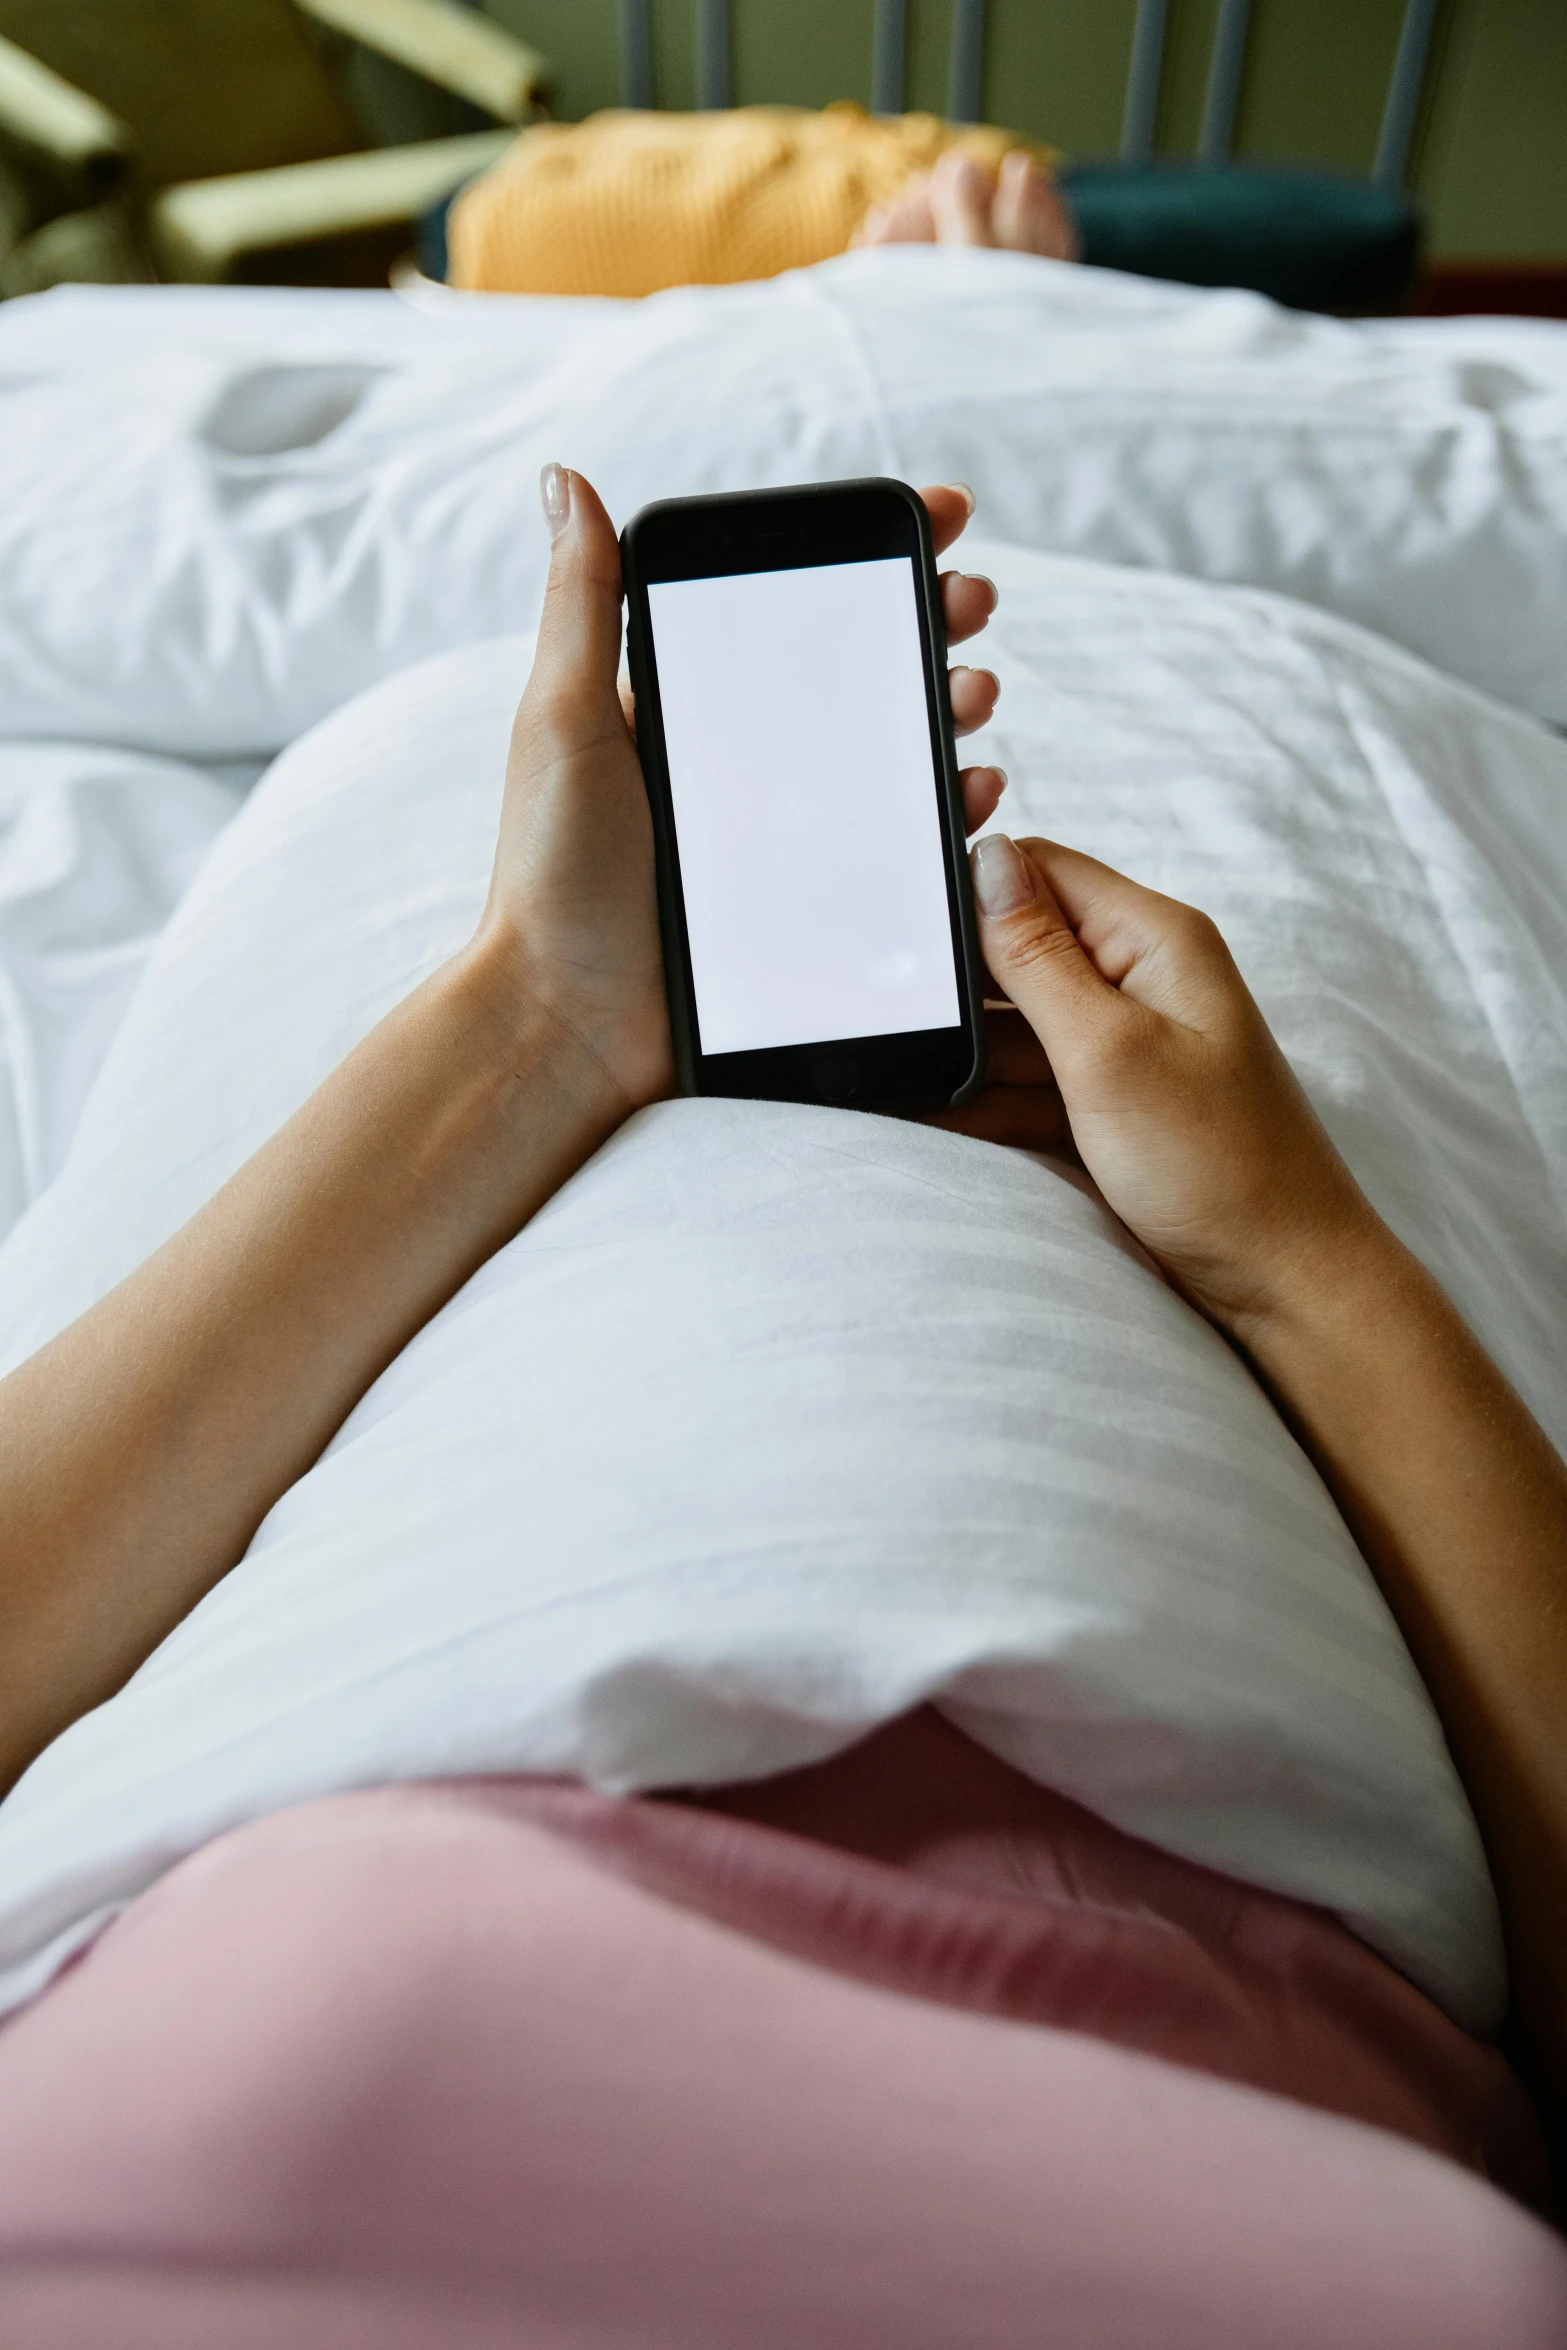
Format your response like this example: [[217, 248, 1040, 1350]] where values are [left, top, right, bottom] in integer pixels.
[[474, 465, 1006, 1131]]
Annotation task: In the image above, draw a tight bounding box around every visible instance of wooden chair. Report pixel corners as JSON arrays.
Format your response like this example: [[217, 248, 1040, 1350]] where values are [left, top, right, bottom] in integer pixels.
[[0, 0, 548, 294]]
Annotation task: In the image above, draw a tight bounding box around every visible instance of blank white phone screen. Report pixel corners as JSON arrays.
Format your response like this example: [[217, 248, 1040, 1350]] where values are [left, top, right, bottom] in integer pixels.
[[647, 557, 960, 1057]]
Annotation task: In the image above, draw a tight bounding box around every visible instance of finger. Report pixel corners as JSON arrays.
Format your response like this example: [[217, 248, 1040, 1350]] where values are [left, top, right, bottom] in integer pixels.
[[521, 465, 627, 745], [919, 483, 976, 557], [979, 1002, 1056, 1084], [949, 665, 999, 735], [960, 766, 1006, 834], [941, 570, 997, 646], [968, 834, 1124, 1074], [925, 1085, 1077, 1155], [1011, 836, 1235, 1024]]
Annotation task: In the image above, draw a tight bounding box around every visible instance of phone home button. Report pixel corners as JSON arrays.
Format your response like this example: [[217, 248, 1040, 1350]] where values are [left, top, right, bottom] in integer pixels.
[[812, 1052, 859, 1103]]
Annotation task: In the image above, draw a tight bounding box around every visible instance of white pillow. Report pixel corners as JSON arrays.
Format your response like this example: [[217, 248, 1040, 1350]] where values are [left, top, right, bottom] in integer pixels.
[[10, 539, 1566, 2036], [2, 253, 1564, 758]]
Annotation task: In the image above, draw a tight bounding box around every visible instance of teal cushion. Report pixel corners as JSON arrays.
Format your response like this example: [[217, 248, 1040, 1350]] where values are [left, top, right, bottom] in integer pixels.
[[1059, 161, 1420, 314]]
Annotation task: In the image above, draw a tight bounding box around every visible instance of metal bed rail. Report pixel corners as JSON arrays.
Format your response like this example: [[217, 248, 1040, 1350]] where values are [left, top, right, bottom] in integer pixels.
[[609, 0, 1441, 192]]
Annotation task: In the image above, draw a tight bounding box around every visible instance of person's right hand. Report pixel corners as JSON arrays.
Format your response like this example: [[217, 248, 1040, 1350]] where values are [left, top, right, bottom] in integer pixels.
[[939, 834, 1380, 1338], [943, 839, 1567, 2148]]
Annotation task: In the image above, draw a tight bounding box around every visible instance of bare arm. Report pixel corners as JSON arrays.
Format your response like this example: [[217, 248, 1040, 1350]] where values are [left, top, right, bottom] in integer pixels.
[[1239, 1224, 1567, 2118], [0, 469, 1004, 1798], [954, 833, 1567, 2121], [0, 952, 634, 1791], [0, 466, 668, 1794]]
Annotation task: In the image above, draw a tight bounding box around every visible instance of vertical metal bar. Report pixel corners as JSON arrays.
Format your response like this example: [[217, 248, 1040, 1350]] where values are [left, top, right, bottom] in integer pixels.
[[697, 0, 731, 109], [1120, 0, 1167, 162], [871, 0, 907, 116], [617, 0, 654, 109], [1197, 0, 1250, 163], [947, 0, 986, 124], [1374, 0, 1438, 188]]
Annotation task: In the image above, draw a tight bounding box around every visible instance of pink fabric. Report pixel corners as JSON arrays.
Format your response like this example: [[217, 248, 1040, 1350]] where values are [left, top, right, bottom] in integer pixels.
[[0, 1711, 1562, 2347]]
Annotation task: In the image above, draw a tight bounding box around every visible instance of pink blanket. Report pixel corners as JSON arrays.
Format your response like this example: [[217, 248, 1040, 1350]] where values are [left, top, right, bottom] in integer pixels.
[[0, 1709, 1561, 2346]]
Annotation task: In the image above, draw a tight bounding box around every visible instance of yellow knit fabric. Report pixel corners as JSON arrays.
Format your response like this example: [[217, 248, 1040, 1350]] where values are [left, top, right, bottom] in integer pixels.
[[448, 103, 1052, 298]]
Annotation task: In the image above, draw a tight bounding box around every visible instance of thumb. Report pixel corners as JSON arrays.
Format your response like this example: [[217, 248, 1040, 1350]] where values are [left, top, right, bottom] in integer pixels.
[[969, 833, 1119, 1067], [526, 464, 627, 735]]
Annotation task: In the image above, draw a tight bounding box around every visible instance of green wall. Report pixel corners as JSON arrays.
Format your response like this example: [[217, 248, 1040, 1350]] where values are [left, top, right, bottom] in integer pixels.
[[475, 0, 1567, 259]]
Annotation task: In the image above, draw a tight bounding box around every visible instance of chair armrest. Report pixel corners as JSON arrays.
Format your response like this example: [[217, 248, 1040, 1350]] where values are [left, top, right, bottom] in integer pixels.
[[148, 128, 513, 280], [0, 34, 129, 192], [296, 0, 548, 124], [0, 150, 32, 269]]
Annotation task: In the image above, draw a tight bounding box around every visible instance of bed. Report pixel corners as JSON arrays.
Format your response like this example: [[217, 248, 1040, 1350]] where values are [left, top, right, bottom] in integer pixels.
[[0, 252, 1565, 2338], [2, 252, 1564, 1237]]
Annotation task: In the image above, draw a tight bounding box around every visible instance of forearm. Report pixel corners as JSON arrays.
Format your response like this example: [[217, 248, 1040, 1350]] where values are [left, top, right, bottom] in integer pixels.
[[0, 924, 621, 1793], [963, 833, 1567, 2106], [1235, 1217, 1567, 2097]]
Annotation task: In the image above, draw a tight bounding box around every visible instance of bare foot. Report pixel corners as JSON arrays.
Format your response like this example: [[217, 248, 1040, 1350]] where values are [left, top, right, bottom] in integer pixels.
[[851, 170, 936, 248], [854, 146, 1079, 262], [992, 149, 1080, 262], [930, 150, 997, 247]]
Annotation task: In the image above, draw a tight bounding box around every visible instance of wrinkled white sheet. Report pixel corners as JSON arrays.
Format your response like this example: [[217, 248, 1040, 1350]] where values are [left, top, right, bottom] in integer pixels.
[[0, 748, 251, 1238], [3, 542, 1565, 2034], [2, 260, 1560, 1188], [1, 254, 1564, 764]]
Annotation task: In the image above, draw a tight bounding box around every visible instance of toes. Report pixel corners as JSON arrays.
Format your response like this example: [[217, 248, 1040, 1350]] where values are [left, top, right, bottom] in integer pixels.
[[856, 171, 936, 249], [994, 151, 1080, 261], [932, 149, 997, 248]]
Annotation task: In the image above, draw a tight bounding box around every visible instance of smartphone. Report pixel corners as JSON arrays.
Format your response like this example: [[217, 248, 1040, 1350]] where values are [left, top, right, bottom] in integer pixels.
[[620, 479, 986, 1112]]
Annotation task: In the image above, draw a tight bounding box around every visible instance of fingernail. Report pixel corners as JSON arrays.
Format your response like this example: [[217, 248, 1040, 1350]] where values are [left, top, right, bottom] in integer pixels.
[[971, 833, 1035, 916], [973, 573, 998, 609], [540, 462, 571, 542], [949, 482, 976, 517]]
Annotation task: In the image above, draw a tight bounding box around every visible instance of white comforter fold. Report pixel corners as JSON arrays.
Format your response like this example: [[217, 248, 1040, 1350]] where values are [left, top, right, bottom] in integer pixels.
[[1, 253, 1564, 762], [1, 542, 1563, 2034]]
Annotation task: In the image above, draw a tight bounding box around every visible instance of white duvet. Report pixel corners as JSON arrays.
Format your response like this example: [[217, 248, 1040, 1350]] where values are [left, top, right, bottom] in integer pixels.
[[0, 263, 1563, 2036], [1, 253, 1565, 758]]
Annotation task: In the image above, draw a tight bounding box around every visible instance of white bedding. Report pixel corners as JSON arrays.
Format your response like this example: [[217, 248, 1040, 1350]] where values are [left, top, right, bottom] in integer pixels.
[[0, 748, 251, 1237], [0, 254, 1564, 763], [2, 540, 1565, 2035], [0, 264, 1563, 2034], [2, 257, 1560, 1190]]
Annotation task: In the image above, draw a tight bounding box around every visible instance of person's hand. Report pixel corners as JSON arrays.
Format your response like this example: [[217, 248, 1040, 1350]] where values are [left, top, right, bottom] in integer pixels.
[[472, 464, 1007, 1126], [938, 834, 1379, 1336]]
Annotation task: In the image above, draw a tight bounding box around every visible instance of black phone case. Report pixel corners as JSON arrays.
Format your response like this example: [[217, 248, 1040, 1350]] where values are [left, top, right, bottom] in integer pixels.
[[621, 478, 986, 1112]]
